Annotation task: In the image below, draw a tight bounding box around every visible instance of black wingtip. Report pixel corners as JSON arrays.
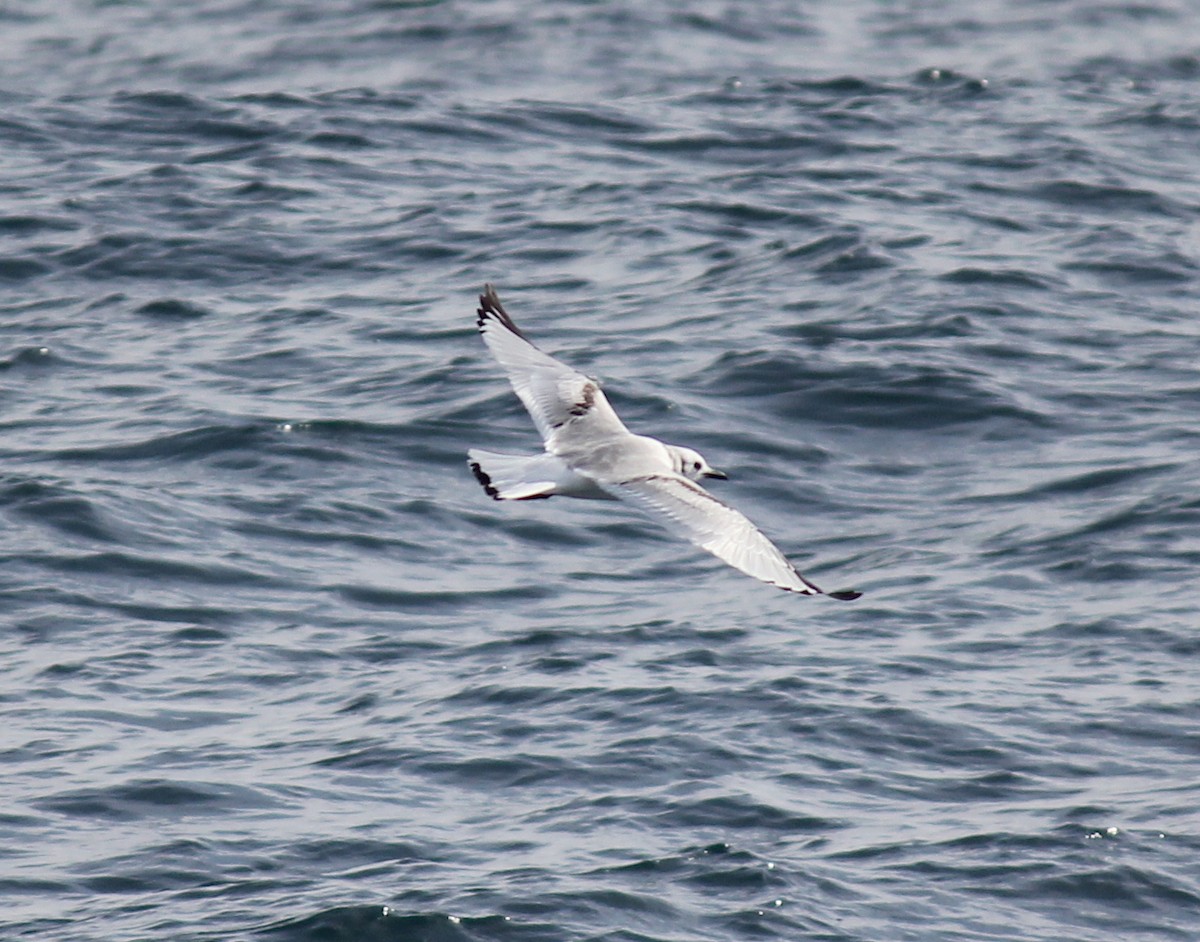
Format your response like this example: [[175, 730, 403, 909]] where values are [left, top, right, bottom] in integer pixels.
[[478, 283, 503, 315], [476, 284, 499, 330], [827, 589, 862, 601], [476, 284, 530, 340]]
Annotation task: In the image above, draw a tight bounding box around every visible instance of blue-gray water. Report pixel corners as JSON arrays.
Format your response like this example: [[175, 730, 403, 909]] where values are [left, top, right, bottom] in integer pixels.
[[3, 2, 1199, 940]]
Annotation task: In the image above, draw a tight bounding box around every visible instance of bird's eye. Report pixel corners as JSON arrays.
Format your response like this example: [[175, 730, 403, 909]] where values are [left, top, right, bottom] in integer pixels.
[[693, 461, 701, 470]]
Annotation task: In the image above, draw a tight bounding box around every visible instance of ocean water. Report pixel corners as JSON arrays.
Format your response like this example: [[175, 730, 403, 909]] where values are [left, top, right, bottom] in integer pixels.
[[2, 1, 1199, 940]]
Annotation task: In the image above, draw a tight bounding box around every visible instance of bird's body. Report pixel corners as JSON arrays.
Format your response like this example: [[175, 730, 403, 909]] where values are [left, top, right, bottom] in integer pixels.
[[468, 285, 860, 600]]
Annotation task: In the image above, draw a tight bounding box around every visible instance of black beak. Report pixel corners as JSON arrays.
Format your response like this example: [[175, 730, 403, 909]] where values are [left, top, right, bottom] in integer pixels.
[[704, 468, 728, 480]]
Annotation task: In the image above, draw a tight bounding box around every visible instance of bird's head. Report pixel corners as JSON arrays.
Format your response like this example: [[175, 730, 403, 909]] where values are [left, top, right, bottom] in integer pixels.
[[669, 445, 727, 482]]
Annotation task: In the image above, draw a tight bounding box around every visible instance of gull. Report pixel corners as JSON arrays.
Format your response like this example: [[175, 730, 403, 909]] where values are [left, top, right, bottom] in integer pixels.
[[467, 285, 861, 599]]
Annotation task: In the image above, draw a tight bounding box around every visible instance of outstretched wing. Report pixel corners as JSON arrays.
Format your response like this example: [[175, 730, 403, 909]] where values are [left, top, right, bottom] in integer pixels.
[[611, 473, 859, 598], [476, 285, 629, 449]]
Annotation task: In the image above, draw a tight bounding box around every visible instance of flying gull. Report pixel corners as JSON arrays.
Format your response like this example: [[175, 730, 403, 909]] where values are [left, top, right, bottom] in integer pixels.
[[468, 285, 861, 599]]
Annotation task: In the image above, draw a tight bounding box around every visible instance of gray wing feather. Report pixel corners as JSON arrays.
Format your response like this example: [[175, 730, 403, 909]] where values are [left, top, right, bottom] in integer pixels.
[[477, 286, 629, 448], [612, 473, 825, 595]]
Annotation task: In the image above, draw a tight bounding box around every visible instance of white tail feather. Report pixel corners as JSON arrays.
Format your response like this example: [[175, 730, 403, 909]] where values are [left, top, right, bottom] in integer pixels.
[[467, 450, 559, 500]]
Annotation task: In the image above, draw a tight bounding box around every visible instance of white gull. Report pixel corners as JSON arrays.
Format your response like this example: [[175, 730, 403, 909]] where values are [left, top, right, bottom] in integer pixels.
[[467, 285, 860, 599]]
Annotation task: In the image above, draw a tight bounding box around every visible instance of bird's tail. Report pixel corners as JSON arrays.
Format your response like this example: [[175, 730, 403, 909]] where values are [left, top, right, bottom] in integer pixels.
[[467, 450, 560, 501]]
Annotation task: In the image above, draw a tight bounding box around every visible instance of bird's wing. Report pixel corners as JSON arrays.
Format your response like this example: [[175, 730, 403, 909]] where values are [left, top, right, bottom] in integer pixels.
[[476, 286, 630, 449], [611, 473, 858, 597]]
